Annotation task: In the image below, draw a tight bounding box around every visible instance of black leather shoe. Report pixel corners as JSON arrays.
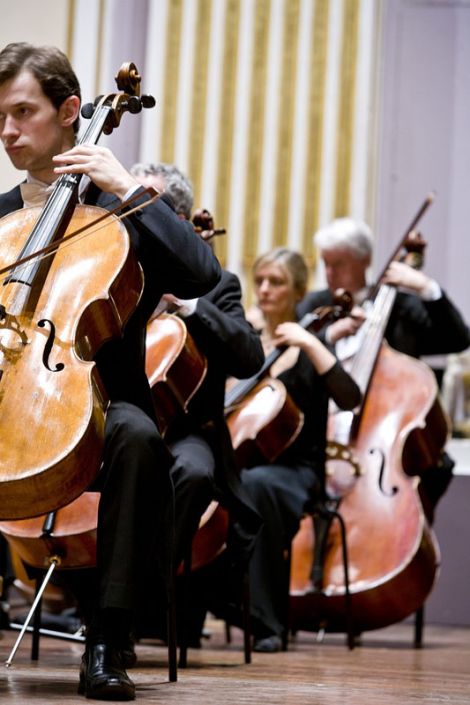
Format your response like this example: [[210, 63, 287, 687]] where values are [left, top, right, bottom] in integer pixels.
[[78, 642, 135, 700]]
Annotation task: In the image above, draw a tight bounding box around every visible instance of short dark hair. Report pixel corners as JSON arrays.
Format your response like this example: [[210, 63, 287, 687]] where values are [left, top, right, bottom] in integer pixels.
[[0, 42, 81, 134]]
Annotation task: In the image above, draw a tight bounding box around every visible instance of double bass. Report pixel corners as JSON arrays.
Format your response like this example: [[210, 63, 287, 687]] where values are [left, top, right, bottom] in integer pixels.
[[290, 197, 449, 633]]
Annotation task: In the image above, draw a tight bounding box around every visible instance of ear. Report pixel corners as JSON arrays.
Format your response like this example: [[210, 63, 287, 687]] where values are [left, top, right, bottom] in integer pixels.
[[58, 95, 80, 128]]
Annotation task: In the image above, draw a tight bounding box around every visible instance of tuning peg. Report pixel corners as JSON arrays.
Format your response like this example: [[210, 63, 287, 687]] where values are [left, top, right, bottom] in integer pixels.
[[141, 95, 156, 109], [124, 96, 142, 114], [81, 103, 95, 119]]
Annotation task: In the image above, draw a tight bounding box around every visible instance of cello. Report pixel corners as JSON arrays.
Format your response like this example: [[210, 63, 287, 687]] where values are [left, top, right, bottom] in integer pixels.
[[146, 312, 208, 437], [225, 290, 353, 468], [0, 206, 222, 603], [289, 197, 449, 633], [0, 63, 156, 521], [0, 63, 154, 660]]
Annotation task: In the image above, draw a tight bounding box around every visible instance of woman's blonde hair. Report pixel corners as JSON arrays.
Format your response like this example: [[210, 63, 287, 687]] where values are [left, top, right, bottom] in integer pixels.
[[253, 247, 309, 298]]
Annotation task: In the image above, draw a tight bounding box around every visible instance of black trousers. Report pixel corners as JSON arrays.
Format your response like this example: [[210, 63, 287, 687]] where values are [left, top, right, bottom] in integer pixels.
[[169, 433, 216, 565], [94, 401, 174, 613], [132, 432, 216, 640], [241, 462, 320, 638]]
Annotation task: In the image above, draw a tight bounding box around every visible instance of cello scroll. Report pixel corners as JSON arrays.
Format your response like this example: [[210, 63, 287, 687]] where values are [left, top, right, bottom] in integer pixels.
[[192, 208, 226, 242], [81, 62, 156, 133]]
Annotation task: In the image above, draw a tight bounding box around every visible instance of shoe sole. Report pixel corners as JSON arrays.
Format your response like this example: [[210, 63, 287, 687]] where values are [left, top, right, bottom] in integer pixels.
[[78, 676, 135, 700]]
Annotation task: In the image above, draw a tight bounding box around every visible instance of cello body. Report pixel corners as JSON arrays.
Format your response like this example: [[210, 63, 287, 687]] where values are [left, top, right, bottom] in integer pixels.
[[224, 298, 352, 470], [226, 377, 304, 469], [145, 313, 207, 436], [289, 343, 448, 631], [0, 205, 143, 520], [0, 492, 99, 571]]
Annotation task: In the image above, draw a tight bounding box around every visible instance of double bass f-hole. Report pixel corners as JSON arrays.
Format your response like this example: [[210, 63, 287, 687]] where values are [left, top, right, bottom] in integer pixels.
[[369, 447, 399, 497]]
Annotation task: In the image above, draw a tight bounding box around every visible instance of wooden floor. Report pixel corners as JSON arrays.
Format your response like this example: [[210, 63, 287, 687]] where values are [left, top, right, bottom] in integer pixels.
[[0, 618, 469, 704]]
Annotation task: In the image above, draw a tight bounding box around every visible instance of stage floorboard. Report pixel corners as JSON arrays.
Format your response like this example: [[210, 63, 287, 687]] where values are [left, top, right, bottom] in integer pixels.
[[0, 618, 469, 704]]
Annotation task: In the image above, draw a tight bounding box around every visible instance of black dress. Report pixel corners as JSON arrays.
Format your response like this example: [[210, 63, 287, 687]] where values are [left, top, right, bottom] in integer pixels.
[[241, 349, 361, 639]]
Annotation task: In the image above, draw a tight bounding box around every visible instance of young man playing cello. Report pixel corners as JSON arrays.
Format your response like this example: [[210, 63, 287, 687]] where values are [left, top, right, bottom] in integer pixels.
[[0, 42, 221, 700]]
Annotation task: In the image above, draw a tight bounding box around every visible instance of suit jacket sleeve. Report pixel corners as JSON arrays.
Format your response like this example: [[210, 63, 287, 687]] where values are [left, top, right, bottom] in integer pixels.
[[186, 271, 265, 379], [386, 290, 470, 357], [122, 188, 222, 299]]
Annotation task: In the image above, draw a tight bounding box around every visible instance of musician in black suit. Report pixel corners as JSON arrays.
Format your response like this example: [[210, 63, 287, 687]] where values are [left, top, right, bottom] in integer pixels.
[[297, 217, 470, 517], [0, 43, 221, 700], [132, 163, 264, 644]]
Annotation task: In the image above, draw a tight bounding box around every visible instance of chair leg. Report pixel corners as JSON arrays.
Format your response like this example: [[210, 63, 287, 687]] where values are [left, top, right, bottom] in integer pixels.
[[329, 508, 354, 650], [310, 502, 355, 650], [224, 620, 232, 644], [241, 570, 252, 664], [166, 490, 178, 682], [31, 575, 43, 661], [414, 605, 424, 648], [311, 512, 334, 591], [282, 545, 291, 651], [167, 570, 178, 682], [177, 548, 192, 669]]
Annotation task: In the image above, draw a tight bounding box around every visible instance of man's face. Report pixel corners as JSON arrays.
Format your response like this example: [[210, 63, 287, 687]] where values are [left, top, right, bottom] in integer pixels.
[[0, 69, 74, 182], [321, 247, 369, 294]]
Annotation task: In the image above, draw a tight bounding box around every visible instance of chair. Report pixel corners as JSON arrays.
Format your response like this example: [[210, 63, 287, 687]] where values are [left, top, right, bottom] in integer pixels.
[[177, 527, 252, 667], [284, 488, 355, 651], [1, 493, 179, 681]]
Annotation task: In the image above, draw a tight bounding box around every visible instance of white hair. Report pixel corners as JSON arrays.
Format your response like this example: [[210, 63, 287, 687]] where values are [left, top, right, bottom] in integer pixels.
[[314, 217, 373, 260], [130, 162, 193, 219]]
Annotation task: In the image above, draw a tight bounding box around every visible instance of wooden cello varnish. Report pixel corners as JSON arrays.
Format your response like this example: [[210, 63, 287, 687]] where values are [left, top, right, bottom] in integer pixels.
[[0, 63, 154, 520]]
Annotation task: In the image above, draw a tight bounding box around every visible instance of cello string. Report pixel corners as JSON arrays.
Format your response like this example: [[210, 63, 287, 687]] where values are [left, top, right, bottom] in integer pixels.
[[0, 188, 160, 285], [14, 104, 114, 264]]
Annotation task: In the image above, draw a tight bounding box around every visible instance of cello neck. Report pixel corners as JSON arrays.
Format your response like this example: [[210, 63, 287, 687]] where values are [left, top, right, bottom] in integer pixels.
[[7, 102, 119, 289], [224, 306, 342, 410], [7, 63, 155, 290]]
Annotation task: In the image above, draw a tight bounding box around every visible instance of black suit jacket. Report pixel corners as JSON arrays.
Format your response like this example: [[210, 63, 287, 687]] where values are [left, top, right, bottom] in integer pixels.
[[297, 287, 470, 358], [166, 269, 265, 561]]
